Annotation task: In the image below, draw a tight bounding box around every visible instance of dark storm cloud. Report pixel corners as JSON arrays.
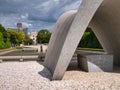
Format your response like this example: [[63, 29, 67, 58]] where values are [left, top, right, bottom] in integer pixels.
[[0, 0, 81, 31]]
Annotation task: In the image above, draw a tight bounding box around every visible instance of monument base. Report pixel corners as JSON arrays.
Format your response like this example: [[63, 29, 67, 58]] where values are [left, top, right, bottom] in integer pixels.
[[77, 54, 113, 72]]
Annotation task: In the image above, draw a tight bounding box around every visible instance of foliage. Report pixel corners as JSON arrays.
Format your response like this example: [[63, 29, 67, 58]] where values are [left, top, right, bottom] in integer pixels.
[[24, 35, 34, 45], [0, 24, 26, 49], [7, 29, 19, 45], [0, 24, 8, 42], [5, 39, 11, 48], [18, 28, 25, 44], [15, 46, 24, 49], [0, 24, 11, 49], [0, 32, 5, 49], [78, 28, 102, 49], [7, 28, 25, 45], [37, 29, 51, 44], [0, 32, 10, 49]]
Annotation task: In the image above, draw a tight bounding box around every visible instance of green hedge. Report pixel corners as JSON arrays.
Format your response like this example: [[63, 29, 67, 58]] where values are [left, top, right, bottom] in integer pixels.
[[15, 46, 24, 49], [78, 28, 102, 49]]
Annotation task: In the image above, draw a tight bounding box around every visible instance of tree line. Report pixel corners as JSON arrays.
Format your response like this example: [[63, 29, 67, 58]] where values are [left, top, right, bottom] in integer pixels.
[[0, 24, 33, 49], [0, 24, 102, 49], [0, 24, 51, 49], [36, 28, 102, 49]]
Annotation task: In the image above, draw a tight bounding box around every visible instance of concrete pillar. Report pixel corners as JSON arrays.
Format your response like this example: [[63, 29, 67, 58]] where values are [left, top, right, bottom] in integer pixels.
[[44, 0, 103, 80], [77, 54, 113, 72], [44, 0, 120, 80]]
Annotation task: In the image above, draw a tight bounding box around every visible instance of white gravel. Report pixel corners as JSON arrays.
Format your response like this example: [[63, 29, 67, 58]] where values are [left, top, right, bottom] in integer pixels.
[[0, 61, 120, 90]]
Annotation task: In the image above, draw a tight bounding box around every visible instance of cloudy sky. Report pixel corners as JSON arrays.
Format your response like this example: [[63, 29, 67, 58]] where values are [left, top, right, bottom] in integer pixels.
[[0, 0, 81, 32]]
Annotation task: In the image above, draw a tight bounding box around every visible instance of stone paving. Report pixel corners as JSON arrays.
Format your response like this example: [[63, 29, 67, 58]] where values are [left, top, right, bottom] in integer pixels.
[[0, 61, 120, 90]]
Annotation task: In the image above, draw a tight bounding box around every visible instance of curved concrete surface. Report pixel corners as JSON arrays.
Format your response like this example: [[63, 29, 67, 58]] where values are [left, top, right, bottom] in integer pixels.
[[44, 10, 77, 80], [45, 0, 120, 80], [90, 0, 120, 65]]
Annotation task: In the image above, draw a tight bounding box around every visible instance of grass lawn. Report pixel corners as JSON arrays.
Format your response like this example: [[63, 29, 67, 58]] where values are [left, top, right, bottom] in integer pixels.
[[77, 47, 104, 52]]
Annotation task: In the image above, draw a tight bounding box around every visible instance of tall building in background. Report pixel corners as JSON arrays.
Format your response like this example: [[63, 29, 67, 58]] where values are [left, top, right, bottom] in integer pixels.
[[23, 28, 28, 35], [16, 23, 28, 35], [17, 23, 22, 31]]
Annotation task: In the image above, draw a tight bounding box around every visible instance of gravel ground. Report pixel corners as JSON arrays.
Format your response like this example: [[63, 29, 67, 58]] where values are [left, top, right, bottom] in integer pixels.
[[0, 61, 120, 90]]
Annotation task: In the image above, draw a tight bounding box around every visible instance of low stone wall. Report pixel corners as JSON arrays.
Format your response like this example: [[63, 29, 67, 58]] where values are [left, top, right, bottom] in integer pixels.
[[77, 53, 113, 72], [0, 56, 38, 62]]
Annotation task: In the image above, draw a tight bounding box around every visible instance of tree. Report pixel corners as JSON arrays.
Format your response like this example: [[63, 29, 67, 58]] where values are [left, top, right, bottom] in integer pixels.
[[24, 35, 34, 45], [78, 28, 102, 49], [0, 24, 7, 42], [0, 25, 11, 49], [18, 28, 25, 44], [0, 32, 10, 49], [37, 29, 51, 44], [0, 32, 6, 49], [7, 29, 19, 46], [5, 38, 11, 48]]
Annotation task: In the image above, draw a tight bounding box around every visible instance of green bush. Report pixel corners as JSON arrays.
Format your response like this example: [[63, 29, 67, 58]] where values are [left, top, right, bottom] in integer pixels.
[[78, 28, 102, 49]]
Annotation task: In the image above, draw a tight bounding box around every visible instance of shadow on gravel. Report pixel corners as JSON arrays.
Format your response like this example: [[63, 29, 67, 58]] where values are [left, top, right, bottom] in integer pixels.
[[36, 61, 52, 80], [67, 60, 83, 71]]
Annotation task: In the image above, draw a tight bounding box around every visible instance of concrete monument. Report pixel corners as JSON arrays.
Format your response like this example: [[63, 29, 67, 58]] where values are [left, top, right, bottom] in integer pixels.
[[44, 0, 120, 80]]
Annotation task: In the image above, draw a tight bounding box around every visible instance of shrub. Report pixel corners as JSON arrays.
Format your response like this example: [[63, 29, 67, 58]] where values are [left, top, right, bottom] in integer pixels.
[[15, 46, 24, 49], [78, 28, 102, 49]]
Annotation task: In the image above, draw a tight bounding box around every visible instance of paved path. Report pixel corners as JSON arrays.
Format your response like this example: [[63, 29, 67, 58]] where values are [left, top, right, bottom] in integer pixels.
[[0, 49, 17, 56]]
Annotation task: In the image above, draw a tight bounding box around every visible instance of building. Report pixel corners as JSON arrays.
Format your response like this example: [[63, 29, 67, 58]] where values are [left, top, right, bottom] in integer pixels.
[[16, 23, 28, 35], [23, 28, 28, 35], [17, 23, 22, 31], [29, 31, 37, 44]]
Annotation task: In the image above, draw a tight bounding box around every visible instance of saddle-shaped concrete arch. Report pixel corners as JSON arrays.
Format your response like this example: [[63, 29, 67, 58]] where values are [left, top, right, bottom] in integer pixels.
[[44, 0, 120, 80], [90, 0, 120, 66]]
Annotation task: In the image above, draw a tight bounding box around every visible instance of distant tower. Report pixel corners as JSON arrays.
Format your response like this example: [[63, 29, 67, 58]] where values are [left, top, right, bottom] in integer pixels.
[[17, 23, 22, 31], [23, 28, 28, 35]]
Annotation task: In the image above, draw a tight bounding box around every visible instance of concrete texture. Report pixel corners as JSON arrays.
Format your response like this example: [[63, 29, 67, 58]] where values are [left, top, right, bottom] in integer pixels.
[[77, 54, 113, 72], [44, 10, 77, 80], [44, 0, 103, 80], [90, 0, 120, 66]]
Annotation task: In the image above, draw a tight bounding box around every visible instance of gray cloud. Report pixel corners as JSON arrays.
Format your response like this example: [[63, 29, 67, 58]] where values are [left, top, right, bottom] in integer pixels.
[[0, 0, 81, 32]]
